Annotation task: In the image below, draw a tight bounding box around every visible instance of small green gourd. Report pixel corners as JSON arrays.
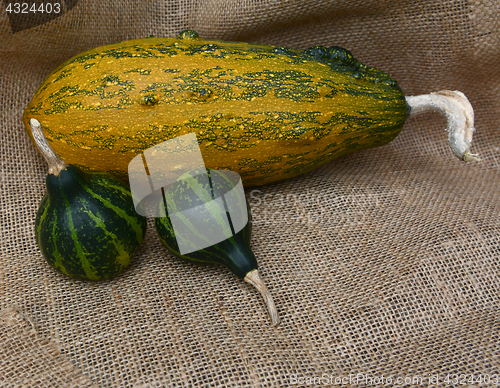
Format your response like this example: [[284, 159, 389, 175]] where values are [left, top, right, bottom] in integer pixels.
[[31, 118, 147, 281], [154, 168, 279, 326]]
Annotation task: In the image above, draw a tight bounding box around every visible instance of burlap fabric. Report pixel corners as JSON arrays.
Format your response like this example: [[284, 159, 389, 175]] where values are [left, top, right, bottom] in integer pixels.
[[1, 1, 499, 387]]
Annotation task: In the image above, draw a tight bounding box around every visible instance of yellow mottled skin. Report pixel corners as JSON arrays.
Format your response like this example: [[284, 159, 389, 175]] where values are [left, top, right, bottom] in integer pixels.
[[23, 32, 407, 186]]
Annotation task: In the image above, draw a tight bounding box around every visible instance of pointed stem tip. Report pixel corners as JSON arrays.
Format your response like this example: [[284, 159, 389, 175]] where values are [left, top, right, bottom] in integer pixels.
[[244, 269, 280, 326], [406, 90, 480, 162], [30, 118, 67, 176]]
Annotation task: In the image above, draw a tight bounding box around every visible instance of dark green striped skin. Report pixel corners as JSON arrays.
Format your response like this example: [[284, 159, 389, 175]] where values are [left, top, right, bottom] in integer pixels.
[[156, 214, 257, 278], [155, 169, 257, 278], [35, 165, 147, 281]]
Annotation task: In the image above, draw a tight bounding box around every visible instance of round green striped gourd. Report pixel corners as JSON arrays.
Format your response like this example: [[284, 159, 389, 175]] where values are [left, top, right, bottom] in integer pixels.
[[155, 168, 279, 325], [31, 119, 147, 281]]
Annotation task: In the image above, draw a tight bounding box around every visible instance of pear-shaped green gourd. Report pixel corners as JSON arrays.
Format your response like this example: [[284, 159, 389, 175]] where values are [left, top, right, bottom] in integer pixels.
[[31, 119, 147, 281], [155, 168, 279, 325]]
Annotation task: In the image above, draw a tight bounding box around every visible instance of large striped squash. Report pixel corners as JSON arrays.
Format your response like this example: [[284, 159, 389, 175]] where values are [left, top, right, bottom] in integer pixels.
[[23, 30, 408, 186]]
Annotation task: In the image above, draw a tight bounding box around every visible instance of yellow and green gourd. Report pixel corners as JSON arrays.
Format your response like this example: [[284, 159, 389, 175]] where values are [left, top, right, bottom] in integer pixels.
[[23, 30, 408, 186]]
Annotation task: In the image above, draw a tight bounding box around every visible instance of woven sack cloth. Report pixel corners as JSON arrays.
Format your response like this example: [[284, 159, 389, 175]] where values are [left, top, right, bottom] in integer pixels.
[[1, 1, 499, 387]]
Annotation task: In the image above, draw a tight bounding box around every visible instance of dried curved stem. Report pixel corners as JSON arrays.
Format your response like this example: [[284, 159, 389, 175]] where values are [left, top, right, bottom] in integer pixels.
[[244, 269, 279, 326], [405, 90, 480, 162], [30, 118, 67, 176]]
